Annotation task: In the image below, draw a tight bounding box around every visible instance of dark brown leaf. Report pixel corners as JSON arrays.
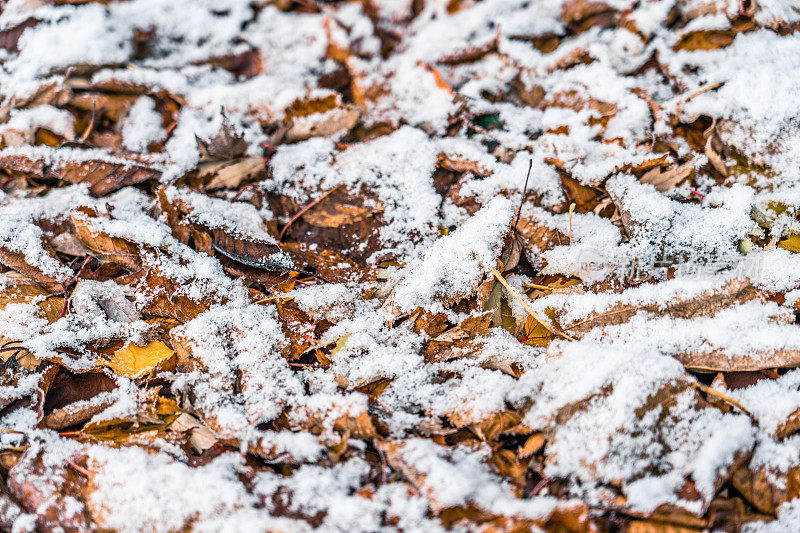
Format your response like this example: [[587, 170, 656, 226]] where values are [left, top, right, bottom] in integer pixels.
[[71, 206, 142, 271], [196, 119, 249, 161], [0, 153, 161, 196]]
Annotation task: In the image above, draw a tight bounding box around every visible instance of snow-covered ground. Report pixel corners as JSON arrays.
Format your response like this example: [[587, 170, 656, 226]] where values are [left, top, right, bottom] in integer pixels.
[[1, 0, 800, 530]]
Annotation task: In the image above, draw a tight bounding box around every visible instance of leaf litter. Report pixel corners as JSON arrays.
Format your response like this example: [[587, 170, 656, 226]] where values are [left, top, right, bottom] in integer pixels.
[[1, 0, 800, 531]]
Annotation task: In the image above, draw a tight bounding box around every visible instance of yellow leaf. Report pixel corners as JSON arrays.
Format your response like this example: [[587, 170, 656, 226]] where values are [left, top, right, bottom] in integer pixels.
[[105, 341, 175, 378], [156, 396, 179, 416], [779, 234, 800, 253]]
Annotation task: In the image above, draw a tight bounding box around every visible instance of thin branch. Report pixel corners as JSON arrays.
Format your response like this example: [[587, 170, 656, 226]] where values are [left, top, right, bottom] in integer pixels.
[[568, 202, 576, 245], [278, 183, 343, 241], [491, 268, 574, 341], [691, 382, 753, 418], [513, 159, 533, 231], [77, 101, 97, 143]]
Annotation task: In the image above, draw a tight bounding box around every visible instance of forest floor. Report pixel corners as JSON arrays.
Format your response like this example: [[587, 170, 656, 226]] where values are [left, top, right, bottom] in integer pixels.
[[0, 0, 800, 531]]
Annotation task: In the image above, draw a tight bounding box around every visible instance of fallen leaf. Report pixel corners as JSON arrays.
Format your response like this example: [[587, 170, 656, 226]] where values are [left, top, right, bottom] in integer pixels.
[[0, 244, 66, 290], [202, 157, 266, 190], [284, 92, 360, 142], [640, 160, 695, 192], [71, 207, 142, 271], [0, 151, 161, 196], [0, 18, 39, 53], [103, 341, 175, 378], [169, 412, 218, 453], [0, 271, 63, 323], [196, 119, 249, 161]]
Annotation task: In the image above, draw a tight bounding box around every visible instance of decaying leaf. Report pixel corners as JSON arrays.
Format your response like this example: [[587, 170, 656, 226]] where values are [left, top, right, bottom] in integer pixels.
[[0, 271, 63, 323], [0, 151, 161, 196], [0, 244, 66, 290], [71, 207, 142, 271], [1, 0, 799, 531], [284, 93, 360, 142], [196, 120, 249, 162], [640, 159, 695, 192], [201, 157, 266, 190], [168, 412, 218, 453]]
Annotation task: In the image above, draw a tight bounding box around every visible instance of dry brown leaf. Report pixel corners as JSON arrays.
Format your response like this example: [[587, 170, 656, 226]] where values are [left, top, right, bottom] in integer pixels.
[[71, 207, 142, 271], [561, 0, 617, 32], [196, 119, 249, 161], [81, 388, 167, 438], [202, 157, 266, 190], [548, 47, 596, 71], [284, 93, 360, 142], [40, 395, 115, 430], [300, 190, 382, 228], [198, 48, 263, 79], [468, 410, 521, 441], [514, 216, 567, 266], [0, 152, 161, 196], [286, 104, 360, 142], [0, 271, 63, 323], [673, 30, 738, 51], [169, 412, 218, 453], [70, 93, 138, 122], [272, 189, 385, 263], [681, 349, 800, 373], [626, 521, 704, 533], [155, 186, 191, 244], [281, 242, 377, 284], [49, 231, 91, 257], [332, 411, 377, 439], [437, 154, 491, 177], [730, 461, 796, 515], [489, 448, 528, 489], [7, 449, 93, 530], [0, 244, 66, 290], [0, 18, 39, 53], [43, 371, 116, 419], [437, 34, 498, 64], [519, 433, 546, 458], [640, 160, 695, 192], [563, 279, 760, 335], [118, 265, 212, 322]]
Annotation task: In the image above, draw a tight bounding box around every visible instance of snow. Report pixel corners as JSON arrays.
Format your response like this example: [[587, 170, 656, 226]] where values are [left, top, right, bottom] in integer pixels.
[[2, 0, 800, 529], [384, 197, 513, 314], [267, 126, 446, 260], [122, 97, 165, 152]]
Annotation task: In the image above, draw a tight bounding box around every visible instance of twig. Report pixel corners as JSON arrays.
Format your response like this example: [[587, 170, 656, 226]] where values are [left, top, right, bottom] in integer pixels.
[[162, 119, 179, 142], [231, 184, 253, 202], [0, 174, 14, 191], [513, 159, 533, 231], [278, 183, 343, 241], [65, 459, 92, 478], [562, 305, 645, 331], [691, 382, 752, 418], [568, 203, 576, 245], [530, 476, 550, 496], [673, 81, 724, 105], [0, 340, 23, 353], [490, 268, 574, 341], [77, 101, 97, 143]]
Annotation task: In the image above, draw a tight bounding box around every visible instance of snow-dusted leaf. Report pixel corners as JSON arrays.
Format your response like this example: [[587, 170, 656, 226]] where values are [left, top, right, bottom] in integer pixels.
[[0, 149, 160, 196], [71, 207, 142, 271], [103, 341, 175, 378]]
